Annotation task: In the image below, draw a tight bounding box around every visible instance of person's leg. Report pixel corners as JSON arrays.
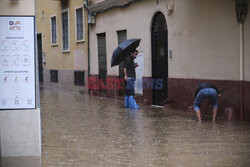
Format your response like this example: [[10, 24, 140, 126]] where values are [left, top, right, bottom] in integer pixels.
[[194, 89, 208, 122], [126, 79, 133, 96], [212, 107, 217, 122], [124, 81, 128, 108], [128, 78, 139, 109], [195, 109, 202, 122], [209, 90, 218, 122], [131, 78, 135, 96], [125, 95, 129, 108], [194, 95, 203, 122]]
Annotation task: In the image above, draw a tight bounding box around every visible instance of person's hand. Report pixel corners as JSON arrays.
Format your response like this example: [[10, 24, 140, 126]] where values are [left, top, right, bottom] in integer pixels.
[[135, 63, 138, 68], [124, 75, 127, 81]]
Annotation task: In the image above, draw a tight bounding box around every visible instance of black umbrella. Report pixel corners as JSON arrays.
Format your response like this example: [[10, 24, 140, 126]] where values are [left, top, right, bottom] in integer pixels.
[[111, 38, 141, 67]]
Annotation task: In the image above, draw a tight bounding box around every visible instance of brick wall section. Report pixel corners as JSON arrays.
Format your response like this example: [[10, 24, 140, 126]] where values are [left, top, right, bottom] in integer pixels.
[[244, 81, 250, 121], [142, 77, 152, 105]]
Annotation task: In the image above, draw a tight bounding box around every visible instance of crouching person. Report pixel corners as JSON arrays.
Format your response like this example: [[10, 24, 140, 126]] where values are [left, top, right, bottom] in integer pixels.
[[123, 49, 139, 109], [194, 83, 221, 122]]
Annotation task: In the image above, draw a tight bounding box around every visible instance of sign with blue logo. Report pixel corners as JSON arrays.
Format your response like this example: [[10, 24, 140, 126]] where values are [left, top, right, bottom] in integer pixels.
[[0, 16, 36, 109]]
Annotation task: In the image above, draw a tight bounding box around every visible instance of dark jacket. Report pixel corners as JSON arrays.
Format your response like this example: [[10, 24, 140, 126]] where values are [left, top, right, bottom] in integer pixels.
[[123, 55, 136, 78], [194, 83, 219, 97]]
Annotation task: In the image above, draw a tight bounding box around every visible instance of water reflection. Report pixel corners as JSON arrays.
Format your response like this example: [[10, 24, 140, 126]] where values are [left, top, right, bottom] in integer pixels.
[[1, 157, 41, 167], [3, 87, 250, 167], [40, 88, 250, 167]]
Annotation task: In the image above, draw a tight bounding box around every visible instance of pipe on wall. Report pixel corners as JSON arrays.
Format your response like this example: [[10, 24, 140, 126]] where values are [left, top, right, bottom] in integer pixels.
[[236, 0, 248, 120], [239, 23, 244, 81], [239, 23, 244, 120], [84, 0, 91, 94]]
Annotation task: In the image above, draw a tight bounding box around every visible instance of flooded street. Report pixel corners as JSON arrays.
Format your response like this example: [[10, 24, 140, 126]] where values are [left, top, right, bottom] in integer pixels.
[[2, 87, 250, 167], [40, 87, 250, 167]]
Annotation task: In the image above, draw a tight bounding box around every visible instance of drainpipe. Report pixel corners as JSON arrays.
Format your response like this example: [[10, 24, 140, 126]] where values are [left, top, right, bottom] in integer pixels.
[[239, 23, 244, 121], [87, 11, 90, 94], [84, 0, 90, 94], [236, 0, 248, 120]]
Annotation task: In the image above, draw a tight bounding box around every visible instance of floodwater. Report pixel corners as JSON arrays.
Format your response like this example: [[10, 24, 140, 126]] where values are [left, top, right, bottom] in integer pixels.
[[2, 87, 250, 167]]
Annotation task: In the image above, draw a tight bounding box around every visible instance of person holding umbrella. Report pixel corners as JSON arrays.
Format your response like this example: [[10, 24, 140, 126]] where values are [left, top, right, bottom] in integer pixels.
[[111, 38, 141, 109], [123, 49, 139, 109]]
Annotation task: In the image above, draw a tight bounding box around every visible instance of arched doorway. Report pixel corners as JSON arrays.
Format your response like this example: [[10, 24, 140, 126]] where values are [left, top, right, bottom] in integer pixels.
[[151, 12, 168, 106]]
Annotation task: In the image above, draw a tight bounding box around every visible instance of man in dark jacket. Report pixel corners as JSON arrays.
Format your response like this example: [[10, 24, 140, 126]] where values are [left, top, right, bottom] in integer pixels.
[[193, 83, 221, 122], [123, 49, 139, 109]]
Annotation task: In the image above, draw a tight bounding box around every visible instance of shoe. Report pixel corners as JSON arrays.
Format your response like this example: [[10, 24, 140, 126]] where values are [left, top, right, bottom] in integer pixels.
[[128, 96, 139, 109]]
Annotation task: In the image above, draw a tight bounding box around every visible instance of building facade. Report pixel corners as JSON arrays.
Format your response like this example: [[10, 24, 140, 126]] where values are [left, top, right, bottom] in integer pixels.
[[36, 0, 88, 92], [87, 0, 250, 121]]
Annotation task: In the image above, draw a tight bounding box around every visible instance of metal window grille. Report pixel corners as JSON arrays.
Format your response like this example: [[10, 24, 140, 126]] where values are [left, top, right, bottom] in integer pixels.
[[74, 71, 85, 86], [51, 16, 57, 44], [97, 33, 107, 93], [62, 11, 69, 50], [50, 70, 58, 83], [76, 8, 83, 41]]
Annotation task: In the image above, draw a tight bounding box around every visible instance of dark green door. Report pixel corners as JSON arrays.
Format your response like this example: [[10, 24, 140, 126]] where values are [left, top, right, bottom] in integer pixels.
[[151, 12, 168, 106]]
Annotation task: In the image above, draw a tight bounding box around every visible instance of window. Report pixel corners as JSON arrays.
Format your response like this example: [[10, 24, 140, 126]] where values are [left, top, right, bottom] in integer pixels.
[[74, 71, 85, 86], [61, 9, 69, 51], [97, 33, 107, 93], [75, 7, 84, 41], [50, 70, 58, 83], [50, 16, 57, 45]]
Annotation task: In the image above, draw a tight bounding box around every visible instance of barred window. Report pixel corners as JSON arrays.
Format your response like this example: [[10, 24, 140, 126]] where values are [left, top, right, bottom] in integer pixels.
[[74, 71, 85, 86], [50, 70, 58, 83], [76, 8, 84, 41], [62, 10, 69, 51], [51, 16, 57, 44]]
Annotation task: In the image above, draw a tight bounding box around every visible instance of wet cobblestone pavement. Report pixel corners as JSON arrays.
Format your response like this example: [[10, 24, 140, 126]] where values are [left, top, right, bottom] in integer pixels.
[[2, 87, 250, 167]]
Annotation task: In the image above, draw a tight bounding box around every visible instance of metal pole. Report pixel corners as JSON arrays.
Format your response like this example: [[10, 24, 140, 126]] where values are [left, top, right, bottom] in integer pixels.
[[34, 0, 40, 109], [85, 0, 91, 94], [239, 23, 244, 120], [239, 23, 244, 81]]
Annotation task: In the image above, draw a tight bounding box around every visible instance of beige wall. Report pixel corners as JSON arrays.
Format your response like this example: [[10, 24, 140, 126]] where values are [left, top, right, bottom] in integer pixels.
[[244, 9, 250, 81], [36, 0, 88, 71], [169, 0, 239, 80], [90, 0, 160, 76], [0, 0, 34, 15], [90, 0, 249, 81]]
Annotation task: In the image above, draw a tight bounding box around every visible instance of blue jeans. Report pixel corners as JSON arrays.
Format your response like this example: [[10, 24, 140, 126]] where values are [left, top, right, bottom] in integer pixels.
[[125, 77, 135, 96], [193, 88, 218, 111]]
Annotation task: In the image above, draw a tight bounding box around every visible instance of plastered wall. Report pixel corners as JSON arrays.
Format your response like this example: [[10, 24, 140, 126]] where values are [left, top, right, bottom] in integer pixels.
[[244, 8, 250, 81], [36, 0, 88, 71], [90, 0, 248, 81], [0, 0, 34, 16]]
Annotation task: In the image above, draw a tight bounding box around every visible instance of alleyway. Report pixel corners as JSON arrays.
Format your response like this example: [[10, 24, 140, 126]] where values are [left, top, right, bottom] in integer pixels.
[[40, 87, 250, 167]]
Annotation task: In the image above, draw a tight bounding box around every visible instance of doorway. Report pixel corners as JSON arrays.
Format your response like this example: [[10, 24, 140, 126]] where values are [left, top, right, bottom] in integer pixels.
[[37, 33, 43, 83], [117, 30, 127, 97], [151, 12, 168, 106], [97, 33, 107, 93]]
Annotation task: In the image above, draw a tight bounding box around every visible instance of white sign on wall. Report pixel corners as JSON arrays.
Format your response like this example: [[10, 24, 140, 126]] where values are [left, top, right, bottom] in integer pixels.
[[134, 52, 144, 95], [0, 16, 36, 109]]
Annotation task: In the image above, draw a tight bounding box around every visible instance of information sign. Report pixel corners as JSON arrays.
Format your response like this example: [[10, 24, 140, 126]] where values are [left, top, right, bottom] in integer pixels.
[[0, 16, 36, 109]]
